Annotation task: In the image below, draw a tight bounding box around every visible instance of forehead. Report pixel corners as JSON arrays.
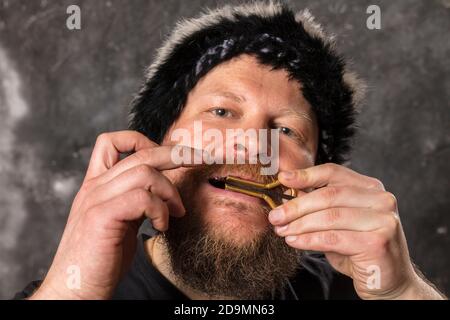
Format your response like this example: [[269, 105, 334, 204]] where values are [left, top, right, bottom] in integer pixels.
[[189, 54, 311, 111]]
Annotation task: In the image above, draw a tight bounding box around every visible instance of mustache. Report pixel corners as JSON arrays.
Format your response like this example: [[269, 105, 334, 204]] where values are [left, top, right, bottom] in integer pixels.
[[186, 163, 278, 185]]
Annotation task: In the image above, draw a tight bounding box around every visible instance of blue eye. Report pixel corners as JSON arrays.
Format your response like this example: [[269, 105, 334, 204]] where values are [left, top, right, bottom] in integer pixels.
[[277, 126, 306, 145], [279, 127, 292, 136], [211, 107, 231, 117]]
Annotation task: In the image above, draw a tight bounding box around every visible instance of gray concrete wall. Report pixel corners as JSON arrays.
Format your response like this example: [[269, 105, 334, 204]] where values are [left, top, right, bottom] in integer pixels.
[[0, 0, 448, 299]]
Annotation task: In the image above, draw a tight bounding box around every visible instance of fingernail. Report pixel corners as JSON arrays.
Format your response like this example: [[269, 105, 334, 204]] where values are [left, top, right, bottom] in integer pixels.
[[275, 225, 288, 234], [279, 171, 295, 180], [286, 235, 297, 242], [269, 208, 285, 223]]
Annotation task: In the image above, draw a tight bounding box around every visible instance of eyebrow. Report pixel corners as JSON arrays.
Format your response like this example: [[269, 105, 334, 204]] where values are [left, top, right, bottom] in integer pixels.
[[211, 91, 246, 103], [277, 107, 314, 123]]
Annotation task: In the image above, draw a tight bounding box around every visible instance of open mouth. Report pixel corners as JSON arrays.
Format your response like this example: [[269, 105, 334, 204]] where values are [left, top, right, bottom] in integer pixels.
[[207, 174, 274, 208], [206, 175, 267, 207], [208, 176, 227, 189]]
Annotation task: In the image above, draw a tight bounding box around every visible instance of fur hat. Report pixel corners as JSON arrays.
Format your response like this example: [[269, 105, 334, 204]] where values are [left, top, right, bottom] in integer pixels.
[[129, 0, 366, 164]]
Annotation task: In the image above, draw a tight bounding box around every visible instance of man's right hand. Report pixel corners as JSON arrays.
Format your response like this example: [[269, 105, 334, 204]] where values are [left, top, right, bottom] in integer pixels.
[[30, 131, 198, 299]]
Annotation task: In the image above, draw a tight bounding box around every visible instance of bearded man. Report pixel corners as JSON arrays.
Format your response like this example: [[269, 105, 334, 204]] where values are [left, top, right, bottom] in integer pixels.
[[16, 1, 445, 300]]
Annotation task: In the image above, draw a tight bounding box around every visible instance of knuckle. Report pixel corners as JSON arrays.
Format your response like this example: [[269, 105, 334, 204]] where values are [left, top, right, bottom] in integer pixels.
[[322, 231, 340, 246], [382, 192, 398, 211], [300, 233, 312, 245], [95, 132, 110, 145], [384, 211, 401, 233], [324, 163, 339, 174], [81, 176, 101, 194], [81, 179, 95, 192], [80, 181, 102, 207], [325, 208, 341, 226], [134, 164, 155, 178], [367, 177, 385, 190], [322, 186, 339, 205]]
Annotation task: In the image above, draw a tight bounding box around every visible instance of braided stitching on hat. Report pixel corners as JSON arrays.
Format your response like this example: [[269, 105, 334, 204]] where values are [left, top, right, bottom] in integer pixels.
[[194, 33, 302, 77]]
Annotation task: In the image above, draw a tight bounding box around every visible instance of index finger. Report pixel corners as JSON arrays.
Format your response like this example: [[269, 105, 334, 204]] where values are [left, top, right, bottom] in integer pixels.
[[96, 144, 207, 184], [278, 163, 383, 190], [85, 131, 158, 180]]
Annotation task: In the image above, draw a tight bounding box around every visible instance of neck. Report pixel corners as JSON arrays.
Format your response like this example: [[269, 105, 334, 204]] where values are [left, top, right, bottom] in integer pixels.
[[144, 235, 236, 300]]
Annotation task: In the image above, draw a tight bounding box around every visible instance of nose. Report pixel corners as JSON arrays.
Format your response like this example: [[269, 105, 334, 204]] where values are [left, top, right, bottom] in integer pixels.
[[230, 139, 258, 164], [232, 141, 252, 163], [225, 119, 274, 164]]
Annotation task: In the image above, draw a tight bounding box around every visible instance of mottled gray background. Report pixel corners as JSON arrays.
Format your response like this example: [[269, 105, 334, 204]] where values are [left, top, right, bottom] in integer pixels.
[[0, 0, 449, 299]]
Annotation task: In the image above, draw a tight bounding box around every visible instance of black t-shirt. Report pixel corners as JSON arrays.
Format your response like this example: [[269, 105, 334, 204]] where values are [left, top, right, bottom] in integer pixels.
[[14, 234, 359, 300]]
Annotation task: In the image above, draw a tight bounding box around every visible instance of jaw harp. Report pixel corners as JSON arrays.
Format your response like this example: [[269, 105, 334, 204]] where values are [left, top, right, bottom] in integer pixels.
[[208, 176, 297, 210]]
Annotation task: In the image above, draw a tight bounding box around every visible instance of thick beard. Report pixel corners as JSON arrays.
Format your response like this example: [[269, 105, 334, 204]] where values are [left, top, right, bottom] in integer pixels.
[[162, 164, 301, 299]]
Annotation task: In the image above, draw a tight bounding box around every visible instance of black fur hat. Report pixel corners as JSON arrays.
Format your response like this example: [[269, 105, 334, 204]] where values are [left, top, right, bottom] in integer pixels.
[[129, 0, 365, 164]]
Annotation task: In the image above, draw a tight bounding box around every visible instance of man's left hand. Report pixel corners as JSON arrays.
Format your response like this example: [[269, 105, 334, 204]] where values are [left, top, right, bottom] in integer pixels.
[[270, 163, 444, 300]]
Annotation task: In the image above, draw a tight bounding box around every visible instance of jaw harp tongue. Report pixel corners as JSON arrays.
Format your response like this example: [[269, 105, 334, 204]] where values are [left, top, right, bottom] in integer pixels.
[[207, 176, 297, 210], [208, 176, 276, 194], [208, 176, 265, 193]]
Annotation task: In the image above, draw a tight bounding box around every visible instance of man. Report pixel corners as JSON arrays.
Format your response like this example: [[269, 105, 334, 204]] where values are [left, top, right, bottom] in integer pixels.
[[16, 1, 445, 300]]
